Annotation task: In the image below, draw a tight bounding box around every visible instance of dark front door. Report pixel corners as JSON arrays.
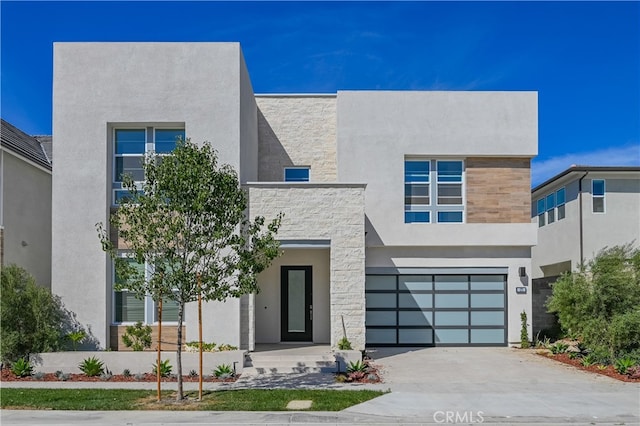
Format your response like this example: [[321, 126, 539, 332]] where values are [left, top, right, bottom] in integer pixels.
[[281, 266, 312, 342]]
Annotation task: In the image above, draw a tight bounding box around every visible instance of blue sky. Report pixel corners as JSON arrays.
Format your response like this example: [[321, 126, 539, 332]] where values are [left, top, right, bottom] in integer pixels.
[[1, 1, 639, 186]]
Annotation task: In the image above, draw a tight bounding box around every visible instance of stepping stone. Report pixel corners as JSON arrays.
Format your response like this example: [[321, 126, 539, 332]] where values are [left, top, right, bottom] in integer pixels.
[[286, 400, 313, 410]]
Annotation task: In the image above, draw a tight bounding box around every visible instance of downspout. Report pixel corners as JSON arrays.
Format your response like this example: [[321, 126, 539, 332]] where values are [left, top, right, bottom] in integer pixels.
[[578, 171, 589, 267]]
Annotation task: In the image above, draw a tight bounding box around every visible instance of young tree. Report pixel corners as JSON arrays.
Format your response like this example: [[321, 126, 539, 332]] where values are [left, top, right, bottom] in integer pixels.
[[97, 139, 282, 399], [547, 244, 640, 359]]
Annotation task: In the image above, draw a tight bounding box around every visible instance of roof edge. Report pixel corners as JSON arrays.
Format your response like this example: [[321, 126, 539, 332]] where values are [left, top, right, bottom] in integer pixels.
[[532, 165, 640, 193]]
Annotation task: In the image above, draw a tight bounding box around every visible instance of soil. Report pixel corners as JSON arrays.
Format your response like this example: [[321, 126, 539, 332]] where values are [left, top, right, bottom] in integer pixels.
[[537, 351, 640, 383], [0, 369, 238, 383]]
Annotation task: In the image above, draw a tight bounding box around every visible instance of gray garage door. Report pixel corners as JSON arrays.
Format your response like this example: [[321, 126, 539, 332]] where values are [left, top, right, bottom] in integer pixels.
[[365, 274, 507, 346]]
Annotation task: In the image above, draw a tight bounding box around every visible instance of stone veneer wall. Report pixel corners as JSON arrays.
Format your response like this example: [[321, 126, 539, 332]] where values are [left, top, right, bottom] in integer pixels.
[[466, 157, 531, 223], [248, 184, 366, 349], [256, 96, 337, 182]]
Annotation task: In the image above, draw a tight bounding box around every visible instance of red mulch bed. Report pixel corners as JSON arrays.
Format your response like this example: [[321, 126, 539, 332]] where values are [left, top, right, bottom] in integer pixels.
[[335, 361, 383, 384], [540, 352, 640, 383], [0, 369, 238, 383]]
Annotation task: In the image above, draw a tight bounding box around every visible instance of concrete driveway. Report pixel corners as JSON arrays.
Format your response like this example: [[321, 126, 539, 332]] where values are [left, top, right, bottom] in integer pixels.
[[345, 346, 640, 424]]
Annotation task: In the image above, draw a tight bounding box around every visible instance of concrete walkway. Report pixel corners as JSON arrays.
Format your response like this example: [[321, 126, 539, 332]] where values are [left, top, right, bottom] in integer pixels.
[[2, 347, 639, 425]]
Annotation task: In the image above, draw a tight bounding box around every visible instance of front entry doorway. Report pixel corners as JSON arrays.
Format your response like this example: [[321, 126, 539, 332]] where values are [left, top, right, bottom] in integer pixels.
[[281, 266, 312, 342]]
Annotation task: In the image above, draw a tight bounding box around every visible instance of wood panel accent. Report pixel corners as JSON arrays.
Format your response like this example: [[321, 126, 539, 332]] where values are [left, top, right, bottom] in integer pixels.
[[110, 325, 186, 351], [466, 157, 531, 223]]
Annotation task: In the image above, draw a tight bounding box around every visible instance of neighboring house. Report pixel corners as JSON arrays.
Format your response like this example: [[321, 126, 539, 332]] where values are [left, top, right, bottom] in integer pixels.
[[52, 42, 537, 351], [0, 119, 52, 288], [531, 166, 640, 336]]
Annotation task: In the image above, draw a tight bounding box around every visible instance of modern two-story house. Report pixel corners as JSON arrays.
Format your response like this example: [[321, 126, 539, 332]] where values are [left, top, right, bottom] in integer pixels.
[[531, 165, 640, 336], [52, 42, 538, 351]]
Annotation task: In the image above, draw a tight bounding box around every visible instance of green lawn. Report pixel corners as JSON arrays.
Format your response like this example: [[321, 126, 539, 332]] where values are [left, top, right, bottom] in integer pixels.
[[0, 388, 384, 411]]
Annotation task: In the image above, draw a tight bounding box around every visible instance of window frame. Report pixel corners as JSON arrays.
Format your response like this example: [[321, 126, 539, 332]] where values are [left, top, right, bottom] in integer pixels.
[[404, 159, 465, 224], [112, 126, 185, 206], [556, 187, 566, 220], [592, 179, 606, 214], [112, 253, 180, 325], [536, 198, 546, 227], [283, 166, 311, 182], [546, 193, 556, 224], [404, 160, 431, 223]]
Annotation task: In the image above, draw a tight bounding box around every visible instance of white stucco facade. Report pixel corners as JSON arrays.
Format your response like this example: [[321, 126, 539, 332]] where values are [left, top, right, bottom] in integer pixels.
[[52, 42, 537, 350], [531, 168, 640, 278], [0, 149, 52, 288]]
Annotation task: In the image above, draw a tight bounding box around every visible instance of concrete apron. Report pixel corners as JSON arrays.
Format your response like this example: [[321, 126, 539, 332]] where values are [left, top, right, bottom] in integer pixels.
[[345, 346, 640, 423]]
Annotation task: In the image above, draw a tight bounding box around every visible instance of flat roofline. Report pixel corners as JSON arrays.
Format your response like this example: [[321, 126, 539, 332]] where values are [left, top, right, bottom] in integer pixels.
[[245, 182, 366, 189], [532, 165, 640, 193], [255, 93, 336, 98]]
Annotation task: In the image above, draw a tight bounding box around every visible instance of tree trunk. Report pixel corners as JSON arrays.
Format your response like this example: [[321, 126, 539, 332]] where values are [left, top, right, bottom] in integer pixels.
[[176, 301, 185, 400]]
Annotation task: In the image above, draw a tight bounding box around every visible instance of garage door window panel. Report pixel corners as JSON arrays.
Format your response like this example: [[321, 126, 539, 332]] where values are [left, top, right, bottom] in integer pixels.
[[471, 329, 506, 344], [435, 329, 469, 344], [400, 329, 434, 344], [470, 293, 505, 308], [435, 311, 469, 326], [399, 311, 433, 326]]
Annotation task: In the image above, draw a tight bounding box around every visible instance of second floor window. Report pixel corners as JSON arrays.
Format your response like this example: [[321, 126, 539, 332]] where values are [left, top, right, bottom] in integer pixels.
[[405, 159, 464, 223], [592, 179, 605, 213], [113, 127, 185, 205], [535, 186, 566, 227], [284, 167, 310, 182]]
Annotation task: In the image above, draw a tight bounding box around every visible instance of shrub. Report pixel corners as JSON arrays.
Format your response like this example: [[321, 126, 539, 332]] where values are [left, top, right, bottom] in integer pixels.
[[213, 364, 234, 379], [581, 353, 598, 367], [347, 360, 368, 374], [216, 344, 238, 351], [614, 357, 636, 375], [549, 342, 569, 354], [66, 330, 86, 351], [33, 371, 45, 380], [134, 373, 145, 381], [547, 244, 640, 359], [337, 337, 353, 350], [11, 358, 33, 377], [520, 310, 530, 349], [152, 359, 172, 377], [122, 369, 131, 377], [184, 341, 216, 352], [188, 369, 198, 378], [1, 265, 65, 363], [121, 321, 152, 351], [79, 356, 105, 377]]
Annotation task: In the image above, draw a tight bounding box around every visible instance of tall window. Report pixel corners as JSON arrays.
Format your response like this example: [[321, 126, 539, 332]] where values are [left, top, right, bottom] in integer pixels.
[[556, 188, 566, 220], [546, 193, 556, 224], [404, 160, 430, 223], [404, 159, 464, 223], [592, 179, 605, 213], [436, 161, 464, 223], [113, 127, 185, 204], [536, 198, 545, 227], [113, 254, 180, 324]]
